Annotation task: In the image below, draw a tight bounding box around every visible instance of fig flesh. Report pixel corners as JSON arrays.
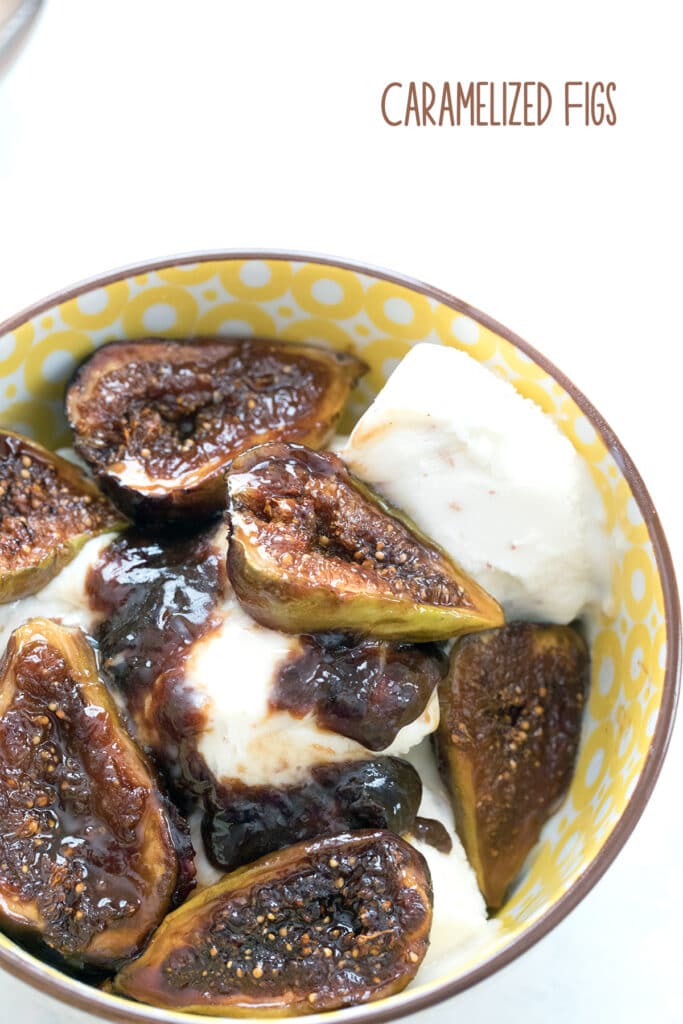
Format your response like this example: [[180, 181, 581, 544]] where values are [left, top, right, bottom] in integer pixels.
[[0, 618, 194, 970], [114, 830, 432, 1016], [436, 622, 588, 909], [0, 430, 125, 604], [272, 633, 446, 750], [226, 443, 504, 640], [203, 757, 424, 872], [66, 338, 366, 521]]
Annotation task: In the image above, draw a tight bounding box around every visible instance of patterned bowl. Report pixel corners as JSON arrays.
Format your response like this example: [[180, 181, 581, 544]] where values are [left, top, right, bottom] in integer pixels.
[[0, 252, 679, 1023]]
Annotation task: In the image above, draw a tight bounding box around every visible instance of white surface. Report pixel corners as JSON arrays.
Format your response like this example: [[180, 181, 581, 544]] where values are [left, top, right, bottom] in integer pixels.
[[342, 343, 613, 623], [0, 1, 681, 1022]]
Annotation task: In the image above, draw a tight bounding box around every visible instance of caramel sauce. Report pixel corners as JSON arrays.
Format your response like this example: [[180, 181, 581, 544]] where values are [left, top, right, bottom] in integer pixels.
[[202, 757, 424, 872], [68, 341, 364, 488], [413, 817, 453, 854], [271, 633, 445, 751]]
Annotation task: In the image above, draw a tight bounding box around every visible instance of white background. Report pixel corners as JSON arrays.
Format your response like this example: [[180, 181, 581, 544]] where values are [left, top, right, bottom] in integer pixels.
[[0, 1, 681, 1021]]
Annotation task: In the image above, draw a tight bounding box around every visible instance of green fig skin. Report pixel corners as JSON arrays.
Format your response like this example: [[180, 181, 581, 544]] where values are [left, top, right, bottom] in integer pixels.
[[436, 622, 588, 910], [0, 430, 126, 604], [226, 443, 504, 641]]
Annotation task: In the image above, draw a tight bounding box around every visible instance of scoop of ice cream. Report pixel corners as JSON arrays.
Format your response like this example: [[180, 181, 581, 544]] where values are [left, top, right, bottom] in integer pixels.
[[342, 343, 614, 623]]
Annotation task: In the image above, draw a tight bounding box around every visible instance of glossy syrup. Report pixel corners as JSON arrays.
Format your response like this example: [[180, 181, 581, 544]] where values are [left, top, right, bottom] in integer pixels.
[[87, 527, 452, 861], [87, 527, 224, 753]]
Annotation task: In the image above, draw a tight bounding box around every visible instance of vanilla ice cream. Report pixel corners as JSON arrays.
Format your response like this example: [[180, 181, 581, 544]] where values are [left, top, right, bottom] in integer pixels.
[[342, 343, 614, 623]]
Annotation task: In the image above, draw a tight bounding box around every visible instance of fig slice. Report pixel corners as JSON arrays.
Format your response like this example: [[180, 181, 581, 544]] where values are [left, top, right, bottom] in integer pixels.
[[436, 622, 588, 909], [0, 430, 126, 604], [0, 618, 194, 970], [114, 830, 432, 1016], [203, 757, 424, 873], [226, 443, 504, 641], [65, 338, 366, 521]]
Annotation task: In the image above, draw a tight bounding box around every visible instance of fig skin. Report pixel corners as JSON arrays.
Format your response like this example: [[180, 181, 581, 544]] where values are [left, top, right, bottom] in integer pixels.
[[226, 443, 504, 641], [203, 757, 424, 873], [0, 618, 195, 971], [0, 430, 126, 604], [114, 830, 433, 1016], [65, 338, 366, 522], [436, 622, 588, 910]]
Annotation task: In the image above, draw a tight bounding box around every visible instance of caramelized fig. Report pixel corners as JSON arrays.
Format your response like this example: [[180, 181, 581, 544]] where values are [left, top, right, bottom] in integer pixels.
[[0, 430, 125, 604], [226, 443, 504, 640], [272, 633, 446, 750], [436, 622, 588, 909], [114, 830, 432, 1015], [88, 527, 443, 754], [87, 528, 441, 792], [0, 618, 194, 970], [203, 757, 423, 872], [66, 338, 366, 520]]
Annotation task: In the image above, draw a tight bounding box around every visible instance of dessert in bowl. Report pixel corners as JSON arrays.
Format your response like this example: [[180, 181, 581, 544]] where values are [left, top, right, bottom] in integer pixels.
[[0, 253, 678, 1022]]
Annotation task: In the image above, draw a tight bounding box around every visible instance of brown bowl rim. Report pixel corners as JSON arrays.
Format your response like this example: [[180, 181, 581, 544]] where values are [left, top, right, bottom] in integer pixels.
[[0, 249, 680, 1024]]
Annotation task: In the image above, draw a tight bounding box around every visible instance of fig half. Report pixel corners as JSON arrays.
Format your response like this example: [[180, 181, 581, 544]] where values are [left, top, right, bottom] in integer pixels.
[[114, 830, 432, 1016], [0, 430, 125, 604], [0, 618, 194, 970], [226, 443, 503, 640], [66, 338, 366, 520], [88, 526, 443, 755], [436, 622, 588, 909]]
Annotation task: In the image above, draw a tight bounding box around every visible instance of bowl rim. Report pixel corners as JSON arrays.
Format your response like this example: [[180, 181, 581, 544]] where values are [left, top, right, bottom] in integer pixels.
[[0, 248, 680, 1024]]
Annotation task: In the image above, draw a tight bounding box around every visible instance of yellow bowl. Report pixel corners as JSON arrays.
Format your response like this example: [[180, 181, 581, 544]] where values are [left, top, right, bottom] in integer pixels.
[[0, 252, 679, 1023]]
